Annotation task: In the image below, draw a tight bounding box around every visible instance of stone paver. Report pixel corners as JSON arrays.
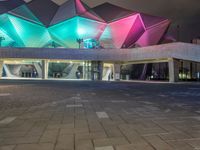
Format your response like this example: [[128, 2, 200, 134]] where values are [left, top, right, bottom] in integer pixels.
[[14, 143, 54, 150], [115, 143, 155, 150], [0, 93, 11, 97], [0, 81, 200, 150], [0, 117, 16, 125], [96, 112, 109, 119], [55, 134, 74, 150], [167, 140, 194, 150], [93, 137, 129, 147], [95, 146, 114, 150], [0, 145, 15, 150], [76, 139, 93, 150], [185, 139, 200, 149], [66, 104, 83, 108], [143, 135, 174, 150]]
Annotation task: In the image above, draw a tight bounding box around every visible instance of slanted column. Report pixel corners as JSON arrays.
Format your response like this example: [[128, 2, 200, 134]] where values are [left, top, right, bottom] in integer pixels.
[[114, 63, 121, 81], [0, 60, 3, 79], [168, 58, 179, 82], [42, 60, 49, 80]]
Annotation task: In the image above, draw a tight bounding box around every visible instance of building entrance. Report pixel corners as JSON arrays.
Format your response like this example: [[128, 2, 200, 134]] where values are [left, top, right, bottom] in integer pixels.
[[103, 63, 114, 81]]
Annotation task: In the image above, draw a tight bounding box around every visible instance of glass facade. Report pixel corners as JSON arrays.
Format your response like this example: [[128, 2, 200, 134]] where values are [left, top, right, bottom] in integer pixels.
[[121, 62, 169, 81], [121, 60, 200, 81], [1, 60, 104, 81], [48, 61, 92, 80], [1, 59, 200, 82], [178, 60, 200, 81], [2, 60, 42, 78]]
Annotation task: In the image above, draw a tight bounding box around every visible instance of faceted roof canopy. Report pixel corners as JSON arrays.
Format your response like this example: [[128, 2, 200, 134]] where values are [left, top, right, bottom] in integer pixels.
[[0, 0, 170, 48]]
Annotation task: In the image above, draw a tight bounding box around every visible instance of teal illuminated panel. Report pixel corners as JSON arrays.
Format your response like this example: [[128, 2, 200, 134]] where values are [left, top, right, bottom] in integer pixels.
[[0, 27, 15, 47], [48, 17, 78, 48], [99, 26, 114, 48], [9, 5, 43, 26], [0, 14, 24, 47], [77, 17, 106, 39], [8, 14, 51, 47], [48, 16, 106, 48]]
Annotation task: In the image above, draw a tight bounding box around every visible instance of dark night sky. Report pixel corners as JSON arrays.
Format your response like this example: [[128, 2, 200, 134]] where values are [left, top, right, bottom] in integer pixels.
[[28, 0, 200, 42]]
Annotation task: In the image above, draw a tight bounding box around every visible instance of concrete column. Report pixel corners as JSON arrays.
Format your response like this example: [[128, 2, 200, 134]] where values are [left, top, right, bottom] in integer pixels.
[[98, 61, 103, 81], [0, 60, 3, 79], [42, 60, 49, 80], [83, 61, 86, 80], [83, 61, 90, 80], [168, 59, 179, 82], [114, 63, 121, 81]]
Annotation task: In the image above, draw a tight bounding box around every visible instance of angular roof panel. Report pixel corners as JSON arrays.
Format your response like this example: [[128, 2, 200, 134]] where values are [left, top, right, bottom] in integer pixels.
[[0, 27, 15, 47], [8, 5, 43, 25], [27, 0, 59, 27], [80, 9, 105, 23], [0, 14, 25, 46], [0, 0, 25, 15], [92, 2, 134, 22], [74, 0, 105, 22], [140, 13, 168, 28], [75, 0, 87, 14], [50, 0, 104, 25], [123, 16, 145, 48], [43, 40, 62, 48], [100, 14, 139, 48], [8, 14, 51, 47], [136, 21, 170, 46], [50, 0, 77, 25]]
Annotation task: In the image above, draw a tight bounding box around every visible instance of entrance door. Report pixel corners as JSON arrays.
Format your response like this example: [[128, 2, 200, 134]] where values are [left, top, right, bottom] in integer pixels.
[[103, 63, 114, 81]]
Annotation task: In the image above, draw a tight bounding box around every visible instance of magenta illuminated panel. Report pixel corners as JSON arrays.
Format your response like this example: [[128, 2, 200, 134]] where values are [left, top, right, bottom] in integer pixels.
[[123, 16, 145, 48], [75, 0, 87, 14], [109, 15, 138, 48], [136, 21, 170, 47]]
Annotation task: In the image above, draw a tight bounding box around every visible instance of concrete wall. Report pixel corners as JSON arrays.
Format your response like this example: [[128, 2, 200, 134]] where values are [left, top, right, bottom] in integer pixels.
[[0, 43, 200, 63]]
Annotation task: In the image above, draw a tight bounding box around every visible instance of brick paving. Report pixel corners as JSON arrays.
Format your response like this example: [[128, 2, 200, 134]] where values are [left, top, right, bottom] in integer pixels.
[[0, 80, 200, 150]]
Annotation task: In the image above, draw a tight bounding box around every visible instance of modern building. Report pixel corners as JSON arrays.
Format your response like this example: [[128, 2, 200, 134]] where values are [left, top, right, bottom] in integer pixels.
[[0, 0, 200, 82]]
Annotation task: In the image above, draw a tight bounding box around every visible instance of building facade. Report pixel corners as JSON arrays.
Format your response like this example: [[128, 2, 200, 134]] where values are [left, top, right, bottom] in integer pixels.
[[0, 0, 200, 82]]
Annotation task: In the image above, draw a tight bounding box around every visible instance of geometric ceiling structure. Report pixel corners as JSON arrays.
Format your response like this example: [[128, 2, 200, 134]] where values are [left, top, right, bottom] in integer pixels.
[[0, 0, 170, 49]]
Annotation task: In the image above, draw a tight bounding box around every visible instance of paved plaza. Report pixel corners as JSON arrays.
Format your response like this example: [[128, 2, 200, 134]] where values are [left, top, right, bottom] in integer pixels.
[[0, 80, 200, 150]]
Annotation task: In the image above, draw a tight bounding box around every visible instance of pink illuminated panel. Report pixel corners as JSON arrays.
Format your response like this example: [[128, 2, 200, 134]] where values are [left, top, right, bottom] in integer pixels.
[[123, 16, 145, 48], [75, 0, 86, 14], [136, 21, 170, 47], [105, 14, 138, 48]]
